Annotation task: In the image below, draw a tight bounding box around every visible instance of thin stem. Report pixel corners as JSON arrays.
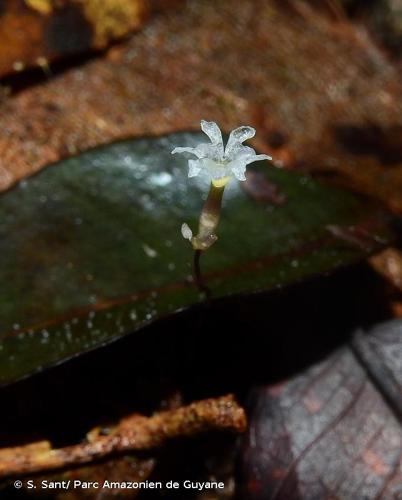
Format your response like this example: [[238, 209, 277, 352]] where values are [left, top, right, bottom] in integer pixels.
[[189, 181, 227, 297], [191, 182, 226, 251], [193, 249, 211, 299]]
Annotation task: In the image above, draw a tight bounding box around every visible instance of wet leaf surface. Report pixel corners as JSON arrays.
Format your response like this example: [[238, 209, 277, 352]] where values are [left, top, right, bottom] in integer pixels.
[[0, 131, 393, 385], [241, 319, 402, 500]]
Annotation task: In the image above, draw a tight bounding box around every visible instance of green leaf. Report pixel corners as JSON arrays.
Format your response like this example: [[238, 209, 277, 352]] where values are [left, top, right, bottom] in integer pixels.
[[0, 132, 393, 385]]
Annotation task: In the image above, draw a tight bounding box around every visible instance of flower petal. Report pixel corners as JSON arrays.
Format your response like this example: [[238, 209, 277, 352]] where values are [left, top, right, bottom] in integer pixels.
[[228, 153, 271, 182], [200, 120, 224, 159], [231, 144, 256, 159], [229, 152, 271, 168], [171, 146, 204, 159], [229, 160, 247, 181], [243, 153, 272, 164], [225, 126, 256, 160], [172, 143, 220, 161], [188, 159, 202, 178]]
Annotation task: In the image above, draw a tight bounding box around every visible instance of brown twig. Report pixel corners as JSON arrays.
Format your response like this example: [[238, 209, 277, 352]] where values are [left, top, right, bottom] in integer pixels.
[[0, 395, 246, 479]]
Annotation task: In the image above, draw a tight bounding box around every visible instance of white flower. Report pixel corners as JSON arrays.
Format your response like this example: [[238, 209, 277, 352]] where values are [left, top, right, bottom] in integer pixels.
[[171, 120, 272, 182]]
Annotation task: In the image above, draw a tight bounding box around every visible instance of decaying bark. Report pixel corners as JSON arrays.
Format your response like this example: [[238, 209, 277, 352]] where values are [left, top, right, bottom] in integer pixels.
[[0, 0, 157, 78], [0, 394, 246, 479]]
